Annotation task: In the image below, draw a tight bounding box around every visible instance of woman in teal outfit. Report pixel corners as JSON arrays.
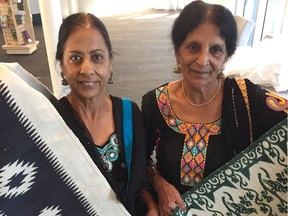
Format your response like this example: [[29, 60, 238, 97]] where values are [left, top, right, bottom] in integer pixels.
[[141, 1, 288, 215], [52, 12, 157, 215]]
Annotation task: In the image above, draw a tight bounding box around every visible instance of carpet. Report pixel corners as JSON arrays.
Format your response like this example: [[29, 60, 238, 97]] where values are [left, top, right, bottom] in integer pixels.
[[172, 118, 287, 216], [0, 64, 130, 215]]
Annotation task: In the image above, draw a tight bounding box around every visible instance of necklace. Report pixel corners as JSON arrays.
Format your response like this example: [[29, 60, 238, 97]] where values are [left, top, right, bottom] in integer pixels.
[[182, 78, 221, 107]]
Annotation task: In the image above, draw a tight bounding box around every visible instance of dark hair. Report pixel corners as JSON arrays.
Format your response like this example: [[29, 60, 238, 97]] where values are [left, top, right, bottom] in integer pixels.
[[56, 12, 113, 63], [171, 0, 237, 58]]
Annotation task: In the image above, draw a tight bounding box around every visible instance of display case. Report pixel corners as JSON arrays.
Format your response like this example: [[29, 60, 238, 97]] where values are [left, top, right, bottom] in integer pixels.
[[0, 0, 38, 54]]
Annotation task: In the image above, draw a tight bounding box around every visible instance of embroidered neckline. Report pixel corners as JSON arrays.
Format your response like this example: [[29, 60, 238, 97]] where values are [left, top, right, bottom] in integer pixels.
[[156, 84, 221, 187], [156, 84, 221, 129], [95, 133, 119, 172]]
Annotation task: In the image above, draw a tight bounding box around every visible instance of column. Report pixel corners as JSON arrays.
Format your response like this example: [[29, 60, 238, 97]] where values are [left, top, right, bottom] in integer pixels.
[[38, 0, 64, 98]]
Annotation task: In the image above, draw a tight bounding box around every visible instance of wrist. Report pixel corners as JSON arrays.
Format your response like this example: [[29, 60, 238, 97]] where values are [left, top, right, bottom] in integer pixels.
[[147, 165, 160, 188]]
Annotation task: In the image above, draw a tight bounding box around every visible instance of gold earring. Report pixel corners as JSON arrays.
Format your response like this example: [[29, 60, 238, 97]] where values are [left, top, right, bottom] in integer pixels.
[[108, 70, 114, 84], [173, 64, 181, 73], [217, 70, 225, 79], [61, 72, 68, 86]]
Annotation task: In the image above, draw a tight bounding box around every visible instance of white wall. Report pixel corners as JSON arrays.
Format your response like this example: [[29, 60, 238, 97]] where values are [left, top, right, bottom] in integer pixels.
[[60, 0, 78, 19], [281, 0, 288, 34], [29, 0, 40, 14]]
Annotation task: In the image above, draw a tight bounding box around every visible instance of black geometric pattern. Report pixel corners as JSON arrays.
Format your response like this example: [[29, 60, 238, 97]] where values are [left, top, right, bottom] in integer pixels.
[[0, 81, 99, 215]]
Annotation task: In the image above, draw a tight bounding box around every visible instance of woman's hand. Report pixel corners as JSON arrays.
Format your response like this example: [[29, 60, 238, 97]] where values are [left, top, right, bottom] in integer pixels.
[[151, 175, 186, 216], [146, 206, 159, 216], [141, 189, 159, 216]]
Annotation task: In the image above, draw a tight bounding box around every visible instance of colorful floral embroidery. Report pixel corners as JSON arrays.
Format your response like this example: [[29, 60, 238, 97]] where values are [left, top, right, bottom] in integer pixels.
[[265, 92, 288, 113], [95, 133, 119, 172], [156, 85, 221, 187]]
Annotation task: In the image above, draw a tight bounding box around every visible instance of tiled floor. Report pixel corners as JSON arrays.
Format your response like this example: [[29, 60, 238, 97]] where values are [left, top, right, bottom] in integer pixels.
[[0, 9, 181, 105]]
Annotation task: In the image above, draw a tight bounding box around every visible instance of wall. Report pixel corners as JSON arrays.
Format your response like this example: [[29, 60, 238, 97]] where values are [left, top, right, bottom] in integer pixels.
[[28, 0, 41, 25], [28, 0, 40, 14], [283, 1, 288, 33]]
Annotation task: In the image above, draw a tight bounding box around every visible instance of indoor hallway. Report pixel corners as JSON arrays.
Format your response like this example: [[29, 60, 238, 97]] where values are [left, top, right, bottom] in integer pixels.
[[0, 9, 180, 105]]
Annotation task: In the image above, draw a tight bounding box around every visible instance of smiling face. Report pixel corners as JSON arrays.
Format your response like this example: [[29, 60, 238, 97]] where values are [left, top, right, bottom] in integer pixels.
[[175, 22, 228, 88], [61, 27, 112, 101]]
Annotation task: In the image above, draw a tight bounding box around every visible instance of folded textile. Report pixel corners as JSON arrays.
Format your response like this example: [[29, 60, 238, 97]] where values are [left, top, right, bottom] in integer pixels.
[[224, 34, 288, 92], [172, 119, 287, 216], [0, 64, 130, 215]]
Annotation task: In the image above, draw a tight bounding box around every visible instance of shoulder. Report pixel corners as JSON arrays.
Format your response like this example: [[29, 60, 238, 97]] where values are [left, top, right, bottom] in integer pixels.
[[53, 96, 69, 106], [52, 96, 71, 115], [109, 95, 122, 104], [109, 95, 140, 112], [224, 76, 258, 87], [141, 83, 170, 121], [142, 83, 169, 102], [223, 76, 262, 94], [52, 97, 81, 132]]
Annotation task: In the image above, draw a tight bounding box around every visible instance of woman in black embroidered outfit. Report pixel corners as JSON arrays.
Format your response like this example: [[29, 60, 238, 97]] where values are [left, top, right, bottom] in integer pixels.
[[52, 13, 157, 215], [141, 1, 288, 215]]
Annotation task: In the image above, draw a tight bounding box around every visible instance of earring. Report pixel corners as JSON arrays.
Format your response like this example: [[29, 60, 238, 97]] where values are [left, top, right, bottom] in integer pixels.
[[173, 64, 181, 73], [61, 72, 68, 86], [217, 69, 225, 79], [108, 70, 114, 84]]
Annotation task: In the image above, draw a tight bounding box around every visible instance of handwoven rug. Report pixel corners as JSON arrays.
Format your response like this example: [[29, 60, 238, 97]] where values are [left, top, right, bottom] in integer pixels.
[[0, 64, 130, 216], [172, 118, 287, 216]]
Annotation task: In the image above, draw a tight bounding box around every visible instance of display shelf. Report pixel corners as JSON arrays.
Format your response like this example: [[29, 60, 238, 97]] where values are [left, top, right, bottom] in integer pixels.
[[0, 0, 38, 54]]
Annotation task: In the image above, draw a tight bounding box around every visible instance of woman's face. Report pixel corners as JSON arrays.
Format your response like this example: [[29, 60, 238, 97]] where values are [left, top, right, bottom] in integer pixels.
[[175, 22, 227, 88], [61, 27, 112, 100]]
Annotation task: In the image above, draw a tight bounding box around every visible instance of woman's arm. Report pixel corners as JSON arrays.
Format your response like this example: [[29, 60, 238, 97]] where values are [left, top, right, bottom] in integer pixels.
[[147, 166, 186, 216], [141, 189, 159, 216]]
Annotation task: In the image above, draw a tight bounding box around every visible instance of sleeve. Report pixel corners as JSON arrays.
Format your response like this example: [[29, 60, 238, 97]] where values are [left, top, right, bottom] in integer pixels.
[[141, 90, 159, 167], [129, 101, 146, 196], [245, 78, 288, 141]]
